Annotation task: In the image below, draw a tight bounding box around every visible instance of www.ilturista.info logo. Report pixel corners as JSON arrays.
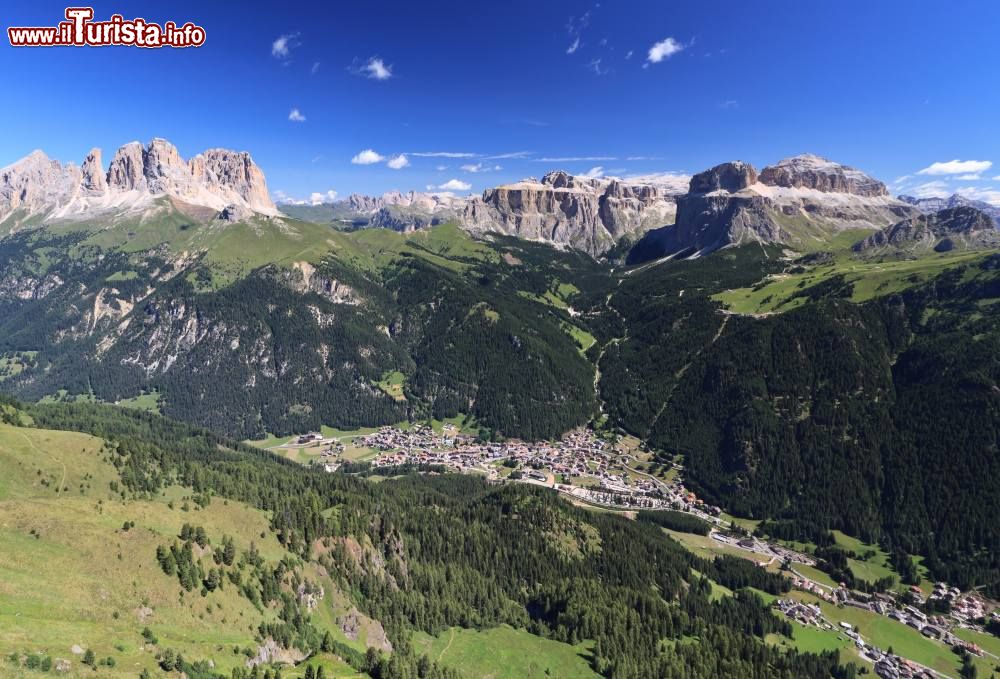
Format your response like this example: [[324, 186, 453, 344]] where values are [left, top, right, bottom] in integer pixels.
[[8, 7, 206, 48]]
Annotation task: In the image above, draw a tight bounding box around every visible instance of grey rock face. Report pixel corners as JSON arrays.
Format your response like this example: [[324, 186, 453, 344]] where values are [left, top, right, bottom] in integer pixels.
[[854, 206, 999, 253], [107, 141, 146, 191], [759, 154, 889, 197], [689, 161, 758, 194], [461, 170, 680, 255], [80, 148, 107, 194], [0, 138, 277, 226], [636, 155, 915, 260], [899, 193, 1000, 226], [0, 151, 82, 222], [193, 149, 275, 214]]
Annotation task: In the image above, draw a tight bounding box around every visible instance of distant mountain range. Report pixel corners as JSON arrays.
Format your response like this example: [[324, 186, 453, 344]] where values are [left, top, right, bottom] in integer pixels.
[[0, 138, 277, 232], [899, 192, 1000, 225], [284, 154, 945, 258], [4, 140, 999, 261]]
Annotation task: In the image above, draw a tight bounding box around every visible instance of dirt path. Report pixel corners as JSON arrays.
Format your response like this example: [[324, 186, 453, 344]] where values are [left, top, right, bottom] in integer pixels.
[[437, 627, 456, 662], [19, 430, 66, 493]]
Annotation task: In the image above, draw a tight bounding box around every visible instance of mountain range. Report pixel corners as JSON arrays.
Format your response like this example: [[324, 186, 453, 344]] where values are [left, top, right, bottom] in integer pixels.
[[0, 138, 277, 232], [8, 140, 999, 263], [3, 136, 1000, 679]]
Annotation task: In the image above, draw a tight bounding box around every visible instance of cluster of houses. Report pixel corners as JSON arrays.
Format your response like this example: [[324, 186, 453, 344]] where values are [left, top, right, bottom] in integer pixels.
[[774, 599, 938, 679], [359, 425, 694, 509]]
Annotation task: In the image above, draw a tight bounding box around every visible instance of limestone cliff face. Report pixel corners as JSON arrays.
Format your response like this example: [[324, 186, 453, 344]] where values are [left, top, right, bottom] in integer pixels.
[[192, 148, 275, 214], [759, 154, 888, 197], [106, 142, 146, 191], [0, 138, 278, 227], [461, 171, 680, 255], [635, 156, 918, 259], [0, 151, 82, 223], [80, 148, 107, 194]]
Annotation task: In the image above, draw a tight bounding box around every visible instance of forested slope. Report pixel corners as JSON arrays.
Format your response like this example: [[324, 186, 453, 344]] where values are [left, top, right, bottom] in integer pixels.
[[601, 250, 1000, 595], [3, 400, 857, 679]]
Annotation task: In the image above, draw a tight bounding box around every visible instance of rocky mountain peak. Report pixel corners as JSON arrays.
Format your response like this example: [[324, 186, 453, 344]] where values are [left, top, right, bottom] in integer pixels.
[[0, 138, 278, 226], [462, 171, 678, 255], [759, 154, 888, 197], [899, 193, 1000, 225], [80, 148, 106, 194], [106, 141, 146, 192], [689, 161, 758, 194]]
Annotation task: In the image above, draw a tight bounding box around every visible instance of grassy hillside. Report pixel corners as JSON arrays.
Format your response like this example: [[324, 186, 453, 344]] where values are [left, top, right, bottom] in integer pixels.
[[0, 422, 369, 678], [713, 236, 991, 315], [412, 626, 598, 679]]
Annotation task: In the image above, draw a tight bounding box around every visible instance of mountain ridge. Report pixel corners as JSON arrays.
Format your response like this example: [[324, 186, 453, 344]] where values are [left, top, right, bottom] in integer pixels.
[[0, 138, 277, 232]]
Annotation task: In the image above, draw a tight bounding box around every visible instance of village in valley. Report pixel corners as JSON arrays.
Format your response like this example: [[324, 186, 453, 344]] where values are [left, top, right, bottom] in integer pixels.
[[271, 423, 1000, 679]]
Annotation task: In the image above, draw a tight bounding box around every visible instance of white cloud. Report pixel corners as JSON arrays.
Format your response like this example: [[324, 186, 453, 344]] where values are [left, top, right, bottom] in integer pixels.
[[271, 33, 299, 59], [625, 50, 634, 60], [581, 166, 604, 178], [588, 58, 609, 75], [360, 57, 392, 80], [274, 189, 337, 205], [351, 149, 385, 165], [956, 174, 982, 181], [311, 61, 320, 75], [909, 180, 950, 199], [410, 151, 478, 158], [994, 175, 1000, 181], [646, 37, 683, 64], [310, 190, 338, 205], [486, 151, 533, 159], [535, 156, 616, 162], [288, 108, 306, 122], [435, 165, 448, 171], [720, 100, 739, 109], [916, 159, 993, 176], [566, 37, 581, 55], [623, 171, 692, 193], [460, 163, 502, 173], [955, 186, 1000, 206], [436, 179, 472, 191], [626, 156, 663, 161], [387, 154, 410, 169]]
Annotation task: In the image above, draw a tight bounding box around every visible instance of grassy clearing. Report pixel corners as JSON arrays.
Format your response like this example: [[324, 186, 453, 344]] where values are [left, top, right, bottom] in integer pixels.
[[374, 371, 407, 402], [411, 625, 597, 679], [0, 352, 37, 382], [793, 564, 839, 589], [714, 249, 990, 315], [766, 622, 860, 667], [562, 322, 596, 354], [660, 529, 771, 567], [115, 392, 162, 413]]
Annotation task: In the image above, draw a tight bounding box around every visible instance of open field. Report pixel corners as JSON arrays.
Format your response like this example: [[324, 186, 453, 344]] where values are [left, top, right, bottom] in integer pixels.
[[114, 392, 162, 413], [765, 622, 861, 667], [714, 249, 990, 315], [412, 625, 597, 679], [374, 370, 407, 401], [660, 528, 772, 567]]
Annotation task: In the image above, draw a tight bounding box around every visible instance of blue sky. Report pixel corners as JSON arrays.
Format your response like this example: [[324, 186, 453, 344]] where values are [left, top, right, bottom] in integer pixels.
[[2, 0, 999, 204]]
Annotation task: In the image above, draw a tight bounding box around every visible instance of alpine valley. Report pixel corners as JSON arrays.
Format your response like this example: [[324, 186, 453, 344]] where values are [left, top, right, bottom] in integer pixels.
[[3, 138, 1000, 679]]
